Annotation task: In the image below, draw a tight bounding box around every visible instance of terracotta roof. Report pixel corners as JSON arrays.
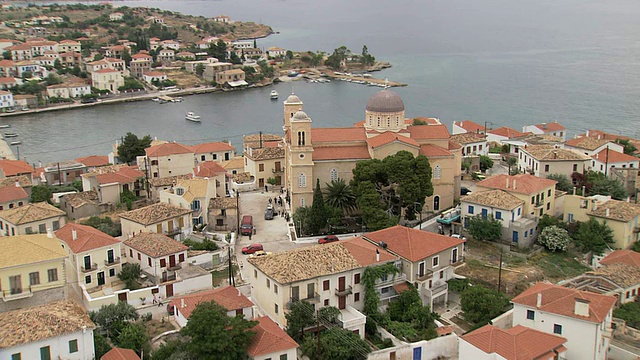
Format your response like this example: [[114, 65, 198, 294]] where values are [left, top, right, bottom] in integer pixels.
[[450, 132, 487, 145], [0, 202, 65, 225], [194, 161, 226, 177], [143, 71, 165, 77], [448, 140, 462, 150], [565, 137, 612, 151], [453, 120, 484, 133], [588, 199, 640, 222], [119, 202, 192, 225], [246, 146, 284, 161], [243, 134, 282, 148], [600, 250, 640, 267], [0, 76, 16, 84], [367, 132, 419, 149], [0, 60, 15, 67], [7, 44, 31, 51], [75, 155, 109, 167], [55, 223, 119, 254], [247, 316, 299, 356], [146, 142, 193, 157], [131, 53, 153, 60], [174, 178, 210, 203], [220, 157, 245, 171], [534, 122, 566, 132], [408, 124, 450, 140], [592, 148, 639, 164], [477, 174, 557, 195], [363, 225, 465, 262], [124, 232, 188, 258], [0, 175, 32, 188], [0, 233, 67, 268], [488, 126, 526, 139], [461, 324, 567, 360], [101, 348, 141, 360], [0, 300, 95, 348], [95, 68, 118, 73], [171, 286, 253, 319], [419, 144, 453, 157], [522, 145, 590, 161], [248, 237, 397, 284], [312, 145, 371, 161], [462, 189, 524, 210], [588, 263, 640, 288], [63, 191, 99, 208], [511, 282, 616, 323], [149, 174, 192, 187], [96, 167, 143, 185], [191, 141, 235, 153], [0, 159, 34, 176], [0, 184, 28, 203], [311, 127, 367, 143]]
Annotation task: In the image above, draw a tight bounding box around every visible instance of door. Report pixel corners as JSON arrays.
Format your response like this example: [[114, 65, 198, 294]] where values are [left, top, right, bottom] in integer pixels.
[[97, 271, 105, 286], [169, 255, 176, 268], [83, 255, 91, 270], [107, 249, 114, 264], [307, 283, 315, 299], [338, 276, 345, 291], [292, 286, 299, 301], [433, 196, 440, 211], [481, 209, 488, 219], [418, 262, 425, 277], [512, 231, 519, 243], [452, 248, 458, 264], [259, 178, 265, 187], [413, 347, 422, 360], [275, 161, 281, 172], [338, 295, 346, 310], [166, 284, 174, 297]]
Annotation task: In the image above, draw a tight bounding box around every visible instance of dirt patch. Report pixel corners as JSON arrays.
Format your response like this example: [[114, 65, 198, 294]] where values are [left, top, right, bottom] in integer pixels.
[[160, 69, 206, 88], [450, 315, 473, 332]]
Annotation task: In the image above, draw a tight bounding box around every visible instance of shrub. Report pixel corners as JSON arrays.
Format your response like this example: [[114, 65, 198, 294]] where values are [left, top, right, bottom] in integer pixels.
[[538, 225, 570, 252]]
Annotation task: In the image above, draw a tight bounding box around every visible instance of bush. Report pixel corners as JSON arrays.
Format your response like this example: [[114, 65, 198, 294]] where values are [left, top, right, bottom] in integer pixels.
[[614, 301, 640, 329], [183, 238, 218, 251], [461, 285, 510, 325], [447, 278, 470, 292], [538, 225, 570, 252]]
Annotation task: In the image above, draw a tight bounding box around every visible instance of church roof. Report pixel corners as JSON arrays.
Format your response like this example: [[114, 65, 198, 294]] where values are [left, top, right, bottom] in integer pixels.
[[312, 146, 370, 161], [367, 132, 419, 149], [311, 127, 367, 143], [366, 90, 404, 113], [408, 124, 450, 139]]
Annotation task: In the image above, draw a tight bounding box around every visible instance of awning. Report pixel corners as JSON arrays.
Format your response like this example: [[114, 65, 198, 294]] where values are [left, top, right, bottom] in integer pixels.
[[228, 80, 248, 87]]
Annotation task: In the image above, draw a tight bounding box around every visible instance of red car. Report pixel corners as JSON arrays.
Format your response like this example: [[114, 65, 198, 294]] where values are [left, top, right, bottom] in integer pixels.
[[242, 244, 264, 254], [318, 235, 339, 244]]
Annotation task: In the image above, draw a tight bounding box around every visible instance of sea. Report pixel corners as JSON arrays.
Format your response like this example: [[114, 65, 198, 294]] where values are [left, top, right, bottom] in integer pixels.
[[6, 0, 640, 164]]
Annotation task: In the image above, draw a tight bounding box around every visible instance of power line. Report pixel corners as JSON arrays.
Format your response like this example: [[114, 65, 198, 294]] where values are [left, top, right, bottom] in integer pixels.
[[22, 139, 119, 156]]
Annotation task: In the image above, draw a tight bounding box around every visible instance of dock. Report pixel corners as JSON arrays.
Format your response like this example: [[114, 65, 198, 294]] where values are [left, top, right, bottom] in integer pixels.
[[325, 70, 407, 87]]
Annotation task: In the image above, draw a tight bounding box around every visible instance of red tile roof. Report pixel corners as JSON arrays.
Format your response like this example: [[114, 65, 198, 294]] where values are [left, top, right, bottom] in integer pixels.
[[0, 76, 16, 84], [367, 132, 419, 149], [488, 126, 526, 139], [342, 236, 397, 266], [511, 282, 616, 323], [95, 167, 143, 185], [123, 232, 188, 258], [95, 68, 118, 73], [477, 174, 556, 195], [592, 148, 639, 164], [190, 141, 234, 154], [55, 223, 119, 254], [0, 159, 34, 177], [534, 122, 565, 132], [146, 142, 193, 157], [312, 146, 370, 161], [311, 127, 367, 143], [170, 286, 254, 319], [194, 161, 226, 177], [453, 120, 484, 133], [364, 225, 465, 262], [600, 250, 640, 267], [131, 53, 153, 60], [0, 184, 28, 203], [420, 144, 453, 157], [75, 155, 109, 167], [101, 347, 141, 360], [448, 140, 462, 150], [247, 316, 298, 357], [0, 60, 15, 67], [408, 124, 450, 140], [461, 324, 567, 360]]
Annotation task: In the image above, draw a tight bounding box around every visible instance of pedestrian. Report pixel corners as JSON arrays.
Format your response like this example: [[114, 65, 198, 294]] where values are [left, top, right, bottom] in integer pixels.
[[240, 261, 244, 269], [438, 225, 443, 234], [269, 198, 272, 204], [265, 185, 268, 192], [249, 231, 252, 240]]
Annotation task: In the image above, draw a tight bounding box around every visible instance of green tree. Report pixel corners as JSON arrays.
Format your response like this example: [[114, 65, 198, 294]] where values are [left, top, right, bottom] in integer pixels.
[[573, 218, 614, 255], [355, 181, 397, 231], [461, 285, 510, 325], [324, 178, 356, 214], [53, 58, 63, 71], [285, 50, 294, 60], [195, 63, 204, 77], [90, 301, 139, 338], [30, 185, 53, 203], [586, 171, 627, 200], [152, 339, 192, 360], [324, 46, 349, 69], [81, 216, 122, 237], [537, 214, 566, 234], [2, 50, 11, 60], [613, 301, 640, 328], [300, 327, 371, 360], [118, 263, 142, 290], [538, 225, 570, 252], [479, 155, 494, 172], [117, 132, 152, 164], [120, 188, 138, 210], [122, 50, 132, 66], [615, 138, 638, 155], [181, 301, 257, 360], [93, 333, 112, 359], [547, 173, 573, 192], [285, 300, 315, 341], [209, 39, 227, 61], [307, 179, 328, 234], [115, 323, 149, 356], [466, 215, 502, 241], [94, 53, 104, 61], [461, 158, 472, 174]]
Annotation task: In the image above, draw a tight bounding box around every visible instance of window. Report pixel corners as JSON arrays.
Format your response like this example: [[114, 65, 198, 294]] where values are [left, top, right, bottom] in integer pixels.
[[29, 271, 40, 285], [573, 164, 578, 172], [530, 229, 533, 235], [213, 154, 218, 160], [176, 188, 184, 196], [39, 223, 46, 233], [548, 189, 552, 196], [191, 200, 201, 211], [324, 299, 329, 306], [11, 354, 21, 360], [40, 346, 51, 360], [160, 259, 166, 267], [148, 257, 152, 266], [179, 253, 185, 262], [432, 256, 439, 268], [354, 292, 360, 302], [69, 339, 78, 353], [275, 304, 279, 314], [47, 269, 58, 282], [495, 211, 502, 220], [52, 220, 60, 231], [323, 280, 330, 291], [439, 271, 444, 279], [531, 196, 535, 204], [280, 354, 288, 360], [468, 205, 474, 214], [266, 279, 271, 288], [544, 164, 549, 172], [109, 268, 116, 277], [259, 164, 264, 172], [381, 287, 390, 294], [298, 173, 306, 188], [526, 310, 535, 320], [517, 208, 521, 216], [330, 168, 338, 182], [254, 270, 258, 278], [274, 284, 278, 294], [433, 165, 442, 180], [85, 275, 91, 284], [546, 202, 550, 210], [354, 273, 361, 284], [567, 213, 574, 223], [553, 324, 562, 335]]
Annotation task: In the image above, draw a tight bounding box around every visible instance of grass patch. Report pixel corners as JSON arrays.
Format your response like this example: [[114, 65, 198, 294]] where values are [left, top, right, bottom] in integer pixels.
[[533, 251, 589, 280], [211, 265, 239, 287]]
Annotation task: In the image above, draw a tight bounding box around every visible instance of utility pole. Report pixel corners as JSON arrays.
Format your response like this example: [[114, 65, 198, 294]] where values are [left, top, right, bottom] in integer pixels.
[[497, 247, 503, 292], [228, 245, 235, 287], [57, 162, 61, 186], [144, 157, 151, 198], [236, 191, 240, 234], [15, 145, 19, 161], [316, 309, 321, 360]]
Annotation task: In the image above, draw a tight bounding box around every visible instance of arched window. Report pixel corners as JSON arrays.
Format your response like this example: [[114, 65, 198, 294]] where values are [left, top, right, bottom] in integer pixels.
[[434, 195, 440, 211], [387, 117, 390, 127], [298, 173, 307, 188], [297, 131, 306, 146], [377, 117, 381, 127], [330, 168, 338, 182], [433, 165, 442, 180], [396, 117, 400, 127]]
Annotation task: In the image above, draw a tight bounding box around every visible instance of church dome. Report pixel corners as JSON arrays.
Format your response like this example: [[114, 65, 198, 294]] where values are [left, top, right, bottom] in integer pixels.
[[286, 93, 302, 103], [366, 90, 404, 113], [292, 110, 310, 121]]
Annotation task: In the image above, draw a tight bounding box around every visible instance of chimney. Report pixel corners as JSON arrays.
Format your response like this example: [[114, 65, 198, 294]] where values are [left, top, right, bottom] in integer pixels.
[[582, 186, 586, 196], [72, 229, 77, 241], [47, 228, 53, 238], [506, 178, 509, 189], [574, 298, 590, 317], [14, 181, 19, 187], [536, 293, 542, 308], [605, 208, 610, 217], [573, 187, 576, 195], [181, 298, 185, 308], [197, 165, 200, 174], [553, 150, 558, 159], [513, 179, 517, 190], [376, 249, 380, 262]]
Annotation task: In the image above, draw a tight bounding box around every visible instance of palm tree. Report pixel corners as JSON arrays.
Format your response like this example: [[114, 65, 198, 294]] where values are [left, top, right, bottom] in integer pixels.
[[324, 178, 357, 214]]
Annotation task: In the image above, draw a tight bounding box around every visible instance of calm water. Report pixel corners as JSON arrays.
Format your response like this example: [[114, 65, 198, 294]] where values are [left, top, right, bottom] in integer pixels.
[[10, 0, 640, 164]]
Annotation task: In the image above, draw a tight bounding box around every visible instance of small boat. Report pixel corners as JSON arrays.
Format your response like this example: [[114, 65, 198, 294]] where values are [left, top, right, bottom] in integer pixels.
[[10, 141, 21, 145], [151, 98, 160, 102], [287, 71, 299, 77], [270, 90, 279, 100], [185, 112, 201, 122], [0, 125, 10, 128], [172, 97, 184, 102], [3, 132, 18, 138]]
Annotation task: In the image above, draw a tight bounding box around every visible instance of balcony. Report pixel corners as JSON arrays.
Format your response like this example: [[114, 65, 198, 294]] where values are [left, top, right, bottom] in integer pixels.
[[339, 306, 366, 332], [416, 270, 434, 282], [450, 256, 465, 267], [426, 281, 448, 298], [375, 273, 407, 288], [272, 168, 283, 173], [167, 263, 182, 271], [164, 228, 182, 237], [82, 262, 98, 272], [303, 292, 321, 303], [334, 285, 353, 297], [2, 287, 33, 302], [105, 257, 121, 266], [162, 272, 177, 283]]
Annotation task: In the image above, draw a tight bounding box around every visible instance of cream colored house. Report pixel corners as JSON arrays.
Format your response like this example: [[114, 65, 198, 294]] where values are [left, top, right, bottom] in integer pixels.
[[209, 197, 237, 231], [0, 183, 29, 211], [193, 161, 227, 198], [191, 141, 235, 163], [139, 142, 195, 179], [0, 202, 66, 236], [58, 39, 81, 52], [244, 145, 285, 188], [564, 137, 622, 157], [476, 174, 557, 219], [522, 122, 567, 141], [518, 145, 590, 178], [119, 202, 192, 239], [91, 68, 124, 94], [55, 223, 121, 294], [90, 166, 145, 204], [0, 234, 67, 312], [160, 178, 217, 229], [591, 148, 639, 174], [450, 132, 488, 156]]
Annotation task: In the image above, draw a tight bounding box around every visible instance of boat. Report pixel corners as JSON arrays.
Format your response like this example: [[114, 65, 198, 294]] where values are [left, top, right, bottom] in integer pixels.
[[270, 90, 279, 100], [0, 125, 10, 128], [3, 132, 18, 138], [10, 141, 21, 145], [185, 112, 201, 122], [151, 98, 160, 102], [172, 97, 184, 102], [287, 71, 299, 77]]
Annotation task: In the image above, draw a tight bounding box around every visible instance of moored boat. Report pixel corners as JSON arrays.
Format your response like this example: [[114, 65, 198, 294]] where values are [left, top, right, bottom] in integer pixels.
[[185, 112, 201, 122], [3, 132, 18, 138], [270, 90, 279, 99]]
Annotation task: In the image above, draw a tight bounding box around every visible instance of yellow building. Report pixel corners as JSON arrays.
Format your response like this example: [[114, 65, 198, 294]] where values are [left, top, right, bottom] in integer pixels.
[[283, 91, 462, 213], [0, 234, 67, 312], [90, 68, 124, 94], [476, 174, 557, 219], [0, 201, 66, 236], [244, 145, 285, 188], [119, 202, 192, 240]]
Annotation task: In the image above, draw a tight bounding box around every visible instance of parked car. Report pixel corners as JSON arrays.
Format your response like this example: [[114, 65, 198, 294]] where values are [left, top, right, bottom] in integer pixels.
[[241, 215, 253, 235], [264, 208, 274, 220], [21, 106, 29, 111], [242, 244, 263, 255], [318, 235, 339, 244], [81, 97, 96, 104], [250, 250, 272, 257], [460, 186, 472, 196]]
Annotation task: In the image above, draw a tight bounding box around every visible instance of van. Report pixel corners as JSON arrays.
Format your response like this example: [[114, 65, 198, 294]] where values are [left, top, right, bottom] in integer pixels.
[[241, 215, 253, 235]]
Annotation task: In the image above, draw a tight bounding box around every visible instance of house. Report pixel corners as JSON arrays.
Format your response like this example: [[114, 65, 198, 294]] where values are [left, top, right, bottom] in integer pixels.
[[109, 12, 124, 21], [450, 132, 488, 157], [459, 324, 567, 360], [511, 282, 616, 360], [176, 51, 195, 60], [147, 174, 192, 201], [248, 236, 402, 337], [42, 160, 86, 185], [129, 53, 153, 78], [119, 202, 192, 239], [0, 233, 67, 312], [141, 142, 195, 179], [91, 68, 124, 94], [160, 178, 217, 229], [0, 182, 29, 210], [55, 223, 122, 297], [247, 316, 299, 360], [47, 79, 91, 99], [213, 15, 232, 23], [244, 145, 285, 188], [476, 174, 557, 218], [0, 159, 34, 179], [208, 197, 237, 231], [581, 129, 640, 156], [561, 262, 640, 306], [76, 155, 110, 170], [192, 141, 235, 163], [221, 156, 245, 176], [0, 202, 66, 236], [193, 161, 227, 197], [6, 43, 33, 60], [217, 68, 246, 86], [452, 120, 485, 135], [160, 40, 181, 51], [59, 191, 103, 220], [564, 137, 622, 157], [600, 249, 640, 267], [58, 39, 81, 53], [12, 94, 37, 109], [267, 47, 287, 58], [486, 126, 527, 144], [142, 70, 167, 85], [522, 122, 567, 140], [203, 61, 233, 82], [157, 49, 175, 66], [0, 59, 16, 77], [170, 286, 254, 328], [362, 226, 465, 309], [14, 60, 47, 78], [461, 189, 537, 247], [101, 347, 140, 360], [590, 148, 639, 174], [82, 165, 145, 203], [0, 90, 14, 110], [0, 300, 95, 359], [104, 45, 129, 60], [0, 76, 17, 90], [518, 145, 590, 178]]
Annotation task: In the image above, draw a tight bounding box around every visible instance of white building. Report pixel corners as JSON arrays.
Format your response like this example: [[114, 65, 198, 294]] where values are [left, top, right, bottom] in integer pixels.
[[267, 47, 287, 58], [142, 70, 167, 85], [522, 122, 567, 140], [452, 120, 485, 135], [486, 126, 527, 144], [511, 282, 616, 360], [450, 132, 488, 157], [518, 145, 591, 178], [170, 286, 254, 328], [109, 12, 124, 21], [564, 137, 622, 157], [590, 148, 639, 174], [119, 202, 192, 240], [0, 90, 14, 109]]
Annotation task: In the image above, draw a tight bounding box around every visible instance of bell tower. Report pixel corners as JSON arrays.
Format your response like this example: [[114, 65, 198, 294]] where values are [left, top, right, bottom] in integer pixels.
[[283, 93, 303, 134], [288, 110, 314, 211]]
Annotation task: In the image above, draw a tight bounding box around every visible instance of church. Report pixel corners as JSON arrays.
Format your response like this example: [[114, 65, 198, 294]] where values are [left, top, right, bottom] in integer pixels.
[[282, 90, 462, 215]]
